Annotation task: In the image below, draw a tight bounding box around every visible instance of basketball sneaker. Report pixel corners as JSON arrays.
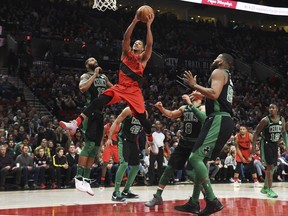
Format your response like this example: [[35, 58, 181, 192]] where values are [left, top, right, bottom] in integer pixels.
[[121, 191, 139, 199], [112, 191, 126, 202], [145, 194, 163, 207], [83, 178, 95, 196], [174, 197, 200, 214], [147, 141, 159, 155], [260, 186, 269, 194], [267, 189, 278, 198], [59, 120, 78, 135], [75, 177, 86, 192], [198, 198, 224, 216]]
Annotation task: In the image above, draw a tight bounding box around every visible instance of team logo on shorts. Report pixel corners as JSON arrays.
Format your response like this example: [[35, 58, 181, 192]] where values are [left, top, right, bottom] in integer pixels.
[[203, 146, 211, 154]]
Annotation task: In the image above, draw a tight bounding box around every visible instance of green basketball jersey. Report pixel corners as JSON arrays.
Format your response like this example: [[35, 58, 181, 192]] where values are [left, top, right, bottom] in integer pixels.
[[119, 116, 142, 142], [205, 69, 233, 116], [263, 115, 283, 143], [84, 73, 107, 105]]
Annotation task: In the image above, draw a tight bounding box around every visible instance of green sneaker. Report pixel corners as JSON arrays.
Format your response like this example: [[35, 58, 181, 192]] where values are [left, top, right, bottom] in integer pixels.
[[267, 189, 278, 198], [260, 186, 269, 194]]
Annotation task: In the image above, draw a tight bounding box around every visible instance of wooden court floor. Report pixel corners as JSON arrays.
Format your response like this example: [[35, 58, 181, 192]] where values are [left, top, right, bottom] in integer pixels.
[[0, 183, 287, 215]]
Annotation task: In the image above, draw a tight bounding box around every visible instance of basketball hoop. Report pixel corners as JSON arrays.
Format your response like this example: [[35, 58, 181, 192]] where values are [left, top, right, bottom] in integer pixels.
[[93, 0, 117, 12]]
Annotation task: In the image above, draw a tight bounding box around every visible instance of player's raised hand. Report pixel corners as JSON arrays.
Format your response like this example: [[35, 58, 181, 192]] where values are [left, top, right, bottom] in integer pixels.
[[183, 71, 197, 88], [94, 66, 102, 76], [182, 94, 192, 105], [146, 13, 154, 26], [190, 90, 204, 101]]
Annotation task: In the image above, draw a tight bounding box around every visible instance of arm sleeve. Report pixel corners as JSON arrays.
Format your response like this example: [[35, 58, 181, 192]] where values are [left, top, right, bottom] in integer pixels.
[[189, 105, 206, 124]]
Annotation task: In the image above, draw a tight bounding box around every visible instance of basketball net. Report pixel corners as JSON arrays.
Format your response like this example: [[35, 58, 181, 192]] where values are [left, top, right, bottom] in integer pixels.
[[93, 0, 117, 12]]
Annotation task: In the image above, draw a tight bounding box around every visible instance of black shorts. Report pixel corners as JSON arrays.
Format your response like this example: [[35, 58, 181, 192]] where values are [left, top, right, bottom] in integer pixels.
[[168, 144, 194, 170], [192, 115, 234, 160], [263, 142, 278, 166], [118, 137, 140, 166], [84, 113, 104, 145]]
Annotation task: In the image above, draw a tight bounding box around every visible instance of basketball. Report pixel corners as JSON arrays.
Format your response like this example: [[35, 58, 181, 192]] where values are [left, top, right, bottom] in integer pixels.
[[136, 5, 154, 23]]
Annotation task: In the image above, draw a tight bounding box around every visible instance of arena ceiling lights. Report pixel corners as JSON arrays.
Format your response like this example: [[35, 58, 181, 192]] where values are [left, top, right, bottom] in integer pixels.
[[181, 0, 288, 16]]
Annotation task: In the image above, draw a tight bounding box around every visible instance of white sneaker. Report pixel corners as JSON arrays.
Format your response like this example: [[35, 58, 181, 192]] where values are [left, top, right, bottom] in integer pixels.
[[60, 120, 78, 135], [233, 181, 240, 187], [254, 181, 261, 188], [75, 177, 87, 192], [229, 178, 234, 183], [83, 179, 95, 196], [147, 141, 158, 155]]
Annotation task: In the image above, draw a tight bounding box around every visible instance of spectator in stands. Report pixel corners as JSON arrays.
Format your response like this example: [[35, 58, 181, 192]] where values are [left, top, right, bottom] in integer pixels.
[[71, 129, 83, 148], [54, 126, 69, 149], [48, 140, 56, 156], [0, 145, 22, 190], [6, 140, 16, 159], [66, 144, 79, 181], [0, 136, 5, 146], [14, 137, 32, 159], [52, 147, 71, 188], [207, 157, 223, 182], [35, 138, 51, 158], [223, 150, 236, 183], [15, 144, 34, 189], [253, 146, 266, 182], [15, 125, 27, 143], [34, 147, 52, 189], [27, 120, 37, 138]]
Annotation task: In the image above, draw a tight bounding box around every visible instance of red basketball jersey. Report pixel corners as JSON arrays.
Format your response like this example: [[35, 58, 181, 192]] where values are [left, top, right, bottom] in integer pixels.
[[119, 51, 144, 87]]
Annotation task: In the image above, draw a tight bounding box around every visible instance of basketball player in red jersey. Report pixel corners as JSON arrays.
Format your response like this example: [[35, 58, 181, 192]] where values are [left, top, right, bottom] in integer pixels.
[[100, 114, 121, 187], [233, 126, 260, 187], [60, 13, 158, 154]]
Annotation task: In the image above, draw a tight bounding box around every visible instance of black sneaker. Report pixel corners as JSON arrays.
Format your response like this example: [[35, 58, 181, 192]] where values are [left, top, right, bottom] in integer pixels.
[[198, 198, 224, 216], [121, 191, 139, 199], [112, 191, 126, 202], [174, 197, 200, 214]]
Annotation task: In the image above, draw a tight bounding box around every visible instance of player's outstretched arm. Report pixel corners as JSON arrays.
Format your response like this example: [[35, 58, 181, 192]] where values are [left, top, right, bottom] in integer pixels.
[[154, 102, 183, 119], [142, 13, 154, 64], [106, 107, 131, 146], [122, 15, 139, 56]]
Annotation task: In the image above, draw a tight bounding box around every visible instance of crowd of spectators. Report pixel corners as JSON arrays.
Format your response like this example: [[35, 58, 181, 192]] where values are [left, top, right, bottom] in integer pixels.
[[0, 0, 288, 190], [1, 0, 287, 76]]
